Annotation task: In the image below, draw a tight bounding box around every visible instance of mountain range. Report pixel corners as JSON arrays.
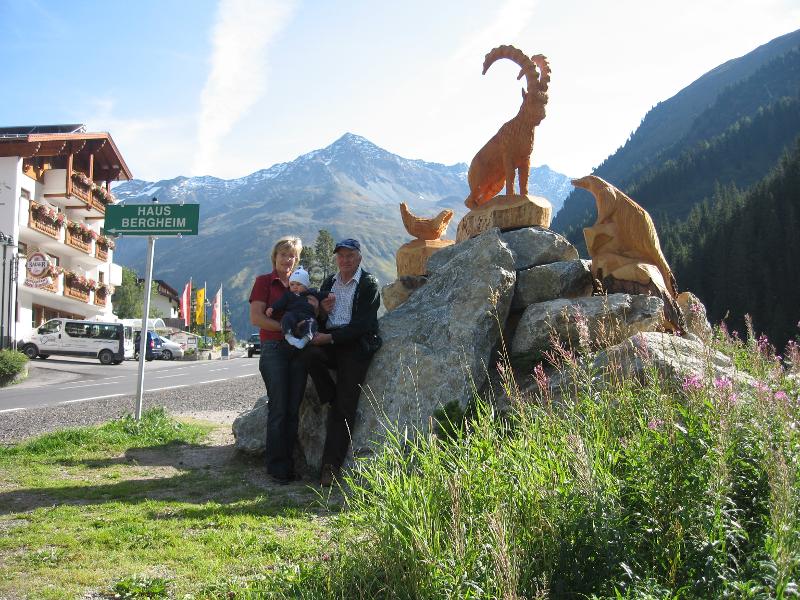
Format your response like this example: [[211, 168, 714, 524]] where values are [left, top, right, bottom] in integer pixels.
[[112, 134, 573, 336]]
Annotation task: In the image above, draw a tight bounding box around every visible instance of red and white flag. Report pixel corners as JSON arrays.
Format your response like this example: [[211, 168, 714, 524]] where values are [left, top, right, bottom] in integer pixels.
[[180, 280, 192, 326], [211, 286, 222, 332]]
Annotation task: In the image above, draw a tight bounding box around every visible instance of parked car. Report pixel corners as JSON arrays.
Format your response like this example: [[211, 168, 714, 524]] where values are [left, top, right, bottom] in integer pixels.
[[21, 318, 129, 365], [247, 333, 261, 358], [134, 330, 163, 361], [158, 335, 184, 360]]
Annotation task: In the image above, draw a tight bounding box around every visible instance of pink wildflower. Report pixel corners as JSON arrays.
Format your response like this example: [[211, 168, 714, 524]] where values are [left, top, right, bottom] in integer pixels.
[[647, 418, 664, 430], [774, 391, 788, 402], [755, 381, 770, 395], [533, 363, 549, 392], [573, 308, 591, 352], [714, 376, 733, 391], [682, 373, 703, 392], [757, 334, 771, 356]]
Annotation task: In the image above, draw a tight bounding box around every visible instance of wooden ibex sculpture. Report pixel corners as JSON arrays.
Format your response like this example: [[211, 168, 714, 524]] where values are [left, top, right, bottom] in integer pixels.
[[465, 45, 550, 209]]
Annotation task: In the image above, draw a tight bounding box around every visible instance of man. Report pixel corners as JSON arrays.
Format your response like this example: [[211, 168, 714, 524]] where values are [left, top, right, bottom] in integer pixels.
[[302, 238, 381, 486]]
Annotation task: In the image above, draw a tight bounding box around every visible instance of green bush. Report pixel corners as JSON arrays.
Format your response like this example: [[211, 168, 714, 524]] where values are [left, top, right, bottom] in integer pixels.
[[0, 349, 28, 381]]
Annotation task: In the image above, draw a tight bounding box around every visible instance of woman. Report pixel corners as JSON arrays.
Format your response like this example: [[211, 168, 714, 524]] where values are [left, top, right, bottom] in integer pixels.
[[249, 236, 306, 484]]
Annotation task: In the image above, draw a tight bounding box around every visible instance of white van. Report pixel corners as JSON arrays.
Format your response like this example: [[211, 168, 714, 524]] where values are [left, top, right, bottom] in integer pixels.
[[21, 318, 132, 365]]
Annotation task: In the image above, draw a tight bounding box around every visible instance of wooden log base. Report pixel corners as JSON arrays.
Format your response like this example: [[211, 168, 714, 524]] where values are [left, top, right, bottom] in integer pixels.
[[456, 194, 552, 242], [396, 239, 454, 277]]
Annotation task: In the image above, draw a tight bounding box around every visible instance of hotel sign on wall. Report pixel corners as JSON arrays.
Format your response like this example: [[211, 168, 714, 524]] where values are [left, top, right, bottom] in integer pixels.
[[25, 251, 53, 288]]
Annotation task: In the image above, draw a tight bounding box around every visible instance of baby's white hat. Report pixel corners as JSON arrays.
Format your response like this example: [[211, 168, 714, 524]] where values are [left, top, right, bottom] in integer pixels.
[[289, 266, 310, 288]]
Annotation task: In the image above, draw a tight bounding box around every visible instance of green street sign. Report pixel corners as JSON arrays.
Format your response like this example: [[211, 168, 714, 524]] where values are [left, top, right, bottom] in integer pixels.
[[104, 204, 199, 236]]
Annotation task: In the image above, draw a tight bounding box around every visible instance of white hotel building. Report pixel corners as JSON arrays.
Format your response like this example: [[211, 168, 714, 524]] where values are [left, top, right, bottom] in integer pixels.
[[0, 124, 132, 345]]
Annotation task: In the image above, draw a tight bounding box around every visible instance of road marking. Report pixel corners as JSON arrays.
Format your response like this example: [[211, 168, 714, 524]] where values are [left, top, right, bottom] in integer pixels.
[[60, 393, 125, 404], [60, 382, 116, 390], [197, 378, 226, 384], [59, 375, 127, 385], [147, 384, 190, 391], [0, 407, 26, 414], [236, 374, 257, 378], [208, 368, 229, 372], [153, 373, 188, 380]]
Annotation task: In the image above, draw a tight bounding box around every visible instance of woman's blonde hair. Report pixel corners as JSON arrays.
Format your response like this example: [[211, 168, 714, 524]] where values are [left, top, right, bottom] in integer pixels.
[[271, 236, 303, 269]]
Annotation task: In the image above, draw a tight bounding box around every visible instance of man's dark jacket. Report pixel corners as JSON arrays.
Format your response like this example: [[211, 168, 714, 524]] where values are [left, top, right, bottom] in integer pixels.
[[319, 270, 380, 345]]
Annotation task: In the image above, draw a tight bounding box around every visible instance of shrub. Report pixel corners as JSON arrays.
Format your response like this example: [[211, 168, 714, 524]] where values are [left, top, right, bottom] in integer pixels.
[[0, 349, 28, 381]]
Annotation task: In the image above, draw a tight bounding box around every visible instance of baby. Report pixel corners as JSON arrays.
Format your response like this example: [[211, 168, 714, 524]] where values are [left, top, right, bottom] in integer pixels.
[[266, 267, 332, 349]]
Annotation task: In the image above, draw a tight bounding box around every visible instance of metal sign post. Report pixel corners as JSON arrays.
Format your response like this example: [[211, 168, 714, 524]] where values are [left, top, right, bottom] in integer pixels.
[[106, 199, 200, 421], [135, 234, 156, 421]]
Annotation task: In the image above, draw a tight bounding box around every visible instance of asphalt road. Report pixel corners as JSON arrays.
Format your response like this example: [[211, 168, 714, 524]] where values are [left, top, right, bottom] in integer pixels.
[[0, 353, 262, 413]]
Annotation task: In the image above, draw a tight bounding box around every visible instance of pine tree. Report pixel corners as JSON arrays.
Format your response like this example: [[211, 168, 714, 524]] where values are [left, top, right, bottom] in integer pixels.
[[313, 230, 336, 282]]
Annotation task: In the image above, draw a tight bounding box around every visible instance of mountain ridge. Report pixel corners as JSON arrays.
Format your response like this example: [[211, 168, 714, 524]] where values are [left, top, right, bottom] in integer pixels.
[[112, 133, 573, 336]]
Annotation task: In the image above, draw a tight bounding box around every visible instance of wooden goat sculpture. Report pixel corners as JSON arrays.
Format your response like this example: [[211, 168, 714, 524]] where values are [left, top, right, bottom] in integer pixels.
[[465, 45, 550, 209]]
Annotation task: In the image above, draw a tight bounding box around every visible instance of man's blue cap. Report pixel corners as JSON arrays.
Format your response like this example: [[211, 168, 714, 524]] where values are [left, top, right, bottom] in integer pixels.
[[334, 238, 361, 253]]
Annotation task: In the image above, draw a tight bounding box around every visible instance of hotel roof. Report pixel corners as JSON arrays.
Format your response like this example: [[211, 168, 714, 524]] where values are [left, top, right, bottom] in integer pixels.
[[0, 124, 133, 181]]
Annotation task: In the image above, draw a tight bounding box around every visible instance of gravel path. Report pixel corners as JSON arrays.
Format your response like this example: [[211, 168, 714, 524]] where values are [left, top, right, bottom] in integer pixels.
[[0, 374, 264, 445]]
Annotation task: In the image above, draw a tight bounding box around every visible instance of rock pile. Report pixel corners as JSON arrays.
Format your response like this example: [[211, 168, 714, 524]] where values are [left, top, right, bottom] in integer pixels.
[[234, 226, 731, 477]]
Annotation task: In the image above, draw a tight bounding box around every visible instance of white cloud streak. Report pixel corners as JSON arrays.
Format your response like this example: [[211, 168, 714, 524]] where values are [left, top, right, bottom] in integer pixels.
[[193, 0, 295, 175]]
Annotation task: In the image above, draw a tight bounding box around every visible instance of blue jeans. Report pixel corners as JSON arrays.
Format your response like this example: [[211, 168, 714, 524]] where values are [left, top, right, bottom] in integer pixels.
[[259, 340, 307, 479]]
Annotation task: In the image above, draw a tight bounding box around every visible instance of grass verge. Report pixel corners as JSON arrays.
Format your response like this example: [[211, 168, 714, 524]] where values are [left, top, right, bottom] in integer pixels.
[[0, 408, 334, 599]]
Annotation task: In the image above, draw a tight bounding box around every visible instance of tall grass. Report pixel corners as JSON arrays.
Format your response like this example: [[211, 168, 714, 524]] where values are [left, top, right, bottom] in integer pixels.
[[263, 325, 799, 599]]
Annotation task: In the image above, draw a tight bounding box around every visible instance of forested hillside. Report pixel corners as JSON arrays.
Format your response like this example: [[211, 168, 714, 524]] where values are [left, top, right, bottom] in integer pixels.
[[662, 140, 800, 347], [552, 31, 800, 240]]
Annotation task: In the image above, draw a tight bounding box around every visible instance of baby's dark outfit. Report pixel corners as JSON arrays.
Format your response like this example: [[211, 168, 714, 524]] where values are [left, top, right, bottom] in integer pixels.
[[270, 288, 330, 339]]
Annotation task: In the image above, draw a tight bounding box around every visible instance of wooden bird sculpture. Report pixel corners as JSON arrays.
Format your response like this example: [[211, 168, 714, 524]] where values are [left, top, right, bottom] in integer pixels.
[[399, 202, 454, 240]]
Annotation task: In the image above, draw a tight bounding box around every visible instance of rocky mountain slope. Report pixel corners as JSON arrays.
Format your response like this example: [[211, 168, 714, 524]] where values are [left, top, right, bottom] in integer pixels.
[[112, 133, 572, 336]]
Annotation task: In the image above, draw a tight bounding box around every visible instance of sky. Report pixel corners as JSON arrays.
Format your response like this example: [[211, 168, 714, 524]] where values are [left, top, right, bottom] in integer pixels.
[[1, 0, 798, 182]]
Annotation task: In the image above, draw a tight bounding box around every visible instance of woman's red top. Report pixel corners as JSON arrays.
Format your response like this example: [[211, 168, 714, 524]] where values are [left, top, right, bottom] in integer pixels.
[[248, 270, 289, 342]]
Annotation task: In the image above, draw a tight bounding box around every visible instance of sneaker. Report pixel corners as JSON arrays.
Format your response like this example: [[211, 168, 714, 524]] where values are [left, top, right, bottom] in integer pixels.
[[320, 464, 338, 488]]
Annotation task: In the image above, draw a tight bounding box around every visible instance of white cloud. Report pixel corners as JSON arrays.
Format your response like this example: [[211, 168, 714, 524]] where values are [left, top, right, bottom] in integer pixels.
[[192, 0, 296, 176]]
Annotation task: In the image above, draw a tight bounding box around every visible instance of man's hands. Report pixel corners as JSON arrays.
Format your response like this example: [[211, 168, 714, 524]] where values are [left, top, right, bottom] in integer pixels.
[[265, 307, 273, 317], [321, 293, 336, 314], [311, 332, 333, 346]]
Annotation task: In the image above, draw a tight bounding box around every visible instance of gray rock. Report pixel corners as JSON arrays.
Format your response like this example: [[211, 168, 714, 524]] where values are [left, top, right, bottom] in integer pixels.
[[594, 331, 754, 387], [541, 332, 755, 401], [232, 396, 267, 455], [351, 228, 516, 456], [510, 293, 665, 363], [232, 377, 329, 477], [426, 226, 576, 274], [677, 291, 713, 342], [512, 259, 593, 311], [500, 227, 579, 270]]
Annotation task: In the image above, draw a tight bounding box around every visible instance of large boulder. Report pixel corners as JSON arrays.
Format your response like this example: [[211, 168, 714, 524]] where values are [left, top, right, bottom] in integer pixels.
[[427, 226, 577, 274], [542, 332, 755, 399], [511, 293, 665, 363], [351, 228, 517, 457], [232, 377, 329, 478], [500, 227, 578, 270], [512, 259, 593, 311]]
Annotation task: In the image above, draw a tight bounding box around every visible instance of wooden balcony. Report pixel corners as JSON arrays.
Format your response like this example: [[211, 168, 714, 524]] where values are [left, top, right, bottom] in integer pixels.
[[71, 181, 92, 204], [94, 292, 108, 307], [64, 279, 90, 302], [42, 275, 60, 294], [28, 203, 62, 240], [95, 244, 109, 261], [65, 228, 92, 254], [91, 188, 112, 213]]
